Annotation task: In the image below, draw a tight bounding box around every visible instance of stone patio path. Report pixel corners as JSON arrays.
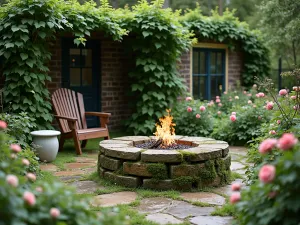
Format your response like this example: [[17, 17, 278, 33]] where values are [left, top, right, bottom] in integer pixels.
[[40, 146, 248, 225]]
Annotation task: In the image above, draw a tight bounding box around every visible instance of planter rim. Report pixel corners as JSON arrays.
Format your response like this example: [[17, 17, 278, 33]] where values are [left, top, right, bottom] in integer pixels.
[[30, 130, 61, 137]]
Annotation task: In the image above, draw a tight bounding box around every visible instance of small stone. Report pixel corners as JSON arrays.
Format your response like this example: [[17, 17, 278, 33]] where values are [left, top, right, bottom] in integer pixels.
[[59, 175, 82, 182], [83, 167, 96, 174], [70, 181, 103, 194], [180, 192, 226, 206], [229, 146, 247, 156], [104, 172, 141, 188], [141, 150, 182, 163], [165, 201, 215, 219], [136, 197, 173, 214], [99, 155, 121, 171], [54, 170, 85, 177], [104, 147, 141, 160], [65, 163, 96, 170], [91, 191, 137, 207], [75, 157, 97, 163], [170, 164, 205, 178], [146, 213, 182, 225], [40, 164, 58, 172], [123, 162, 152, 177], [230, 162, 245, 171], [190, 216, 232, 225]]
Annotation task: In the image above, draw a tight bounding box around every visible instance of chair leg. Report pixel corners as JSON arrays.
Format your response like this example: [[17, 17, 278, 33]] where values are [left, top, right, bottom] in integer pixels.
[[81, 140, 88, 148], [59, 136, 65, 152], [71, 130, 82, 155], [104, 131, 110, 140]]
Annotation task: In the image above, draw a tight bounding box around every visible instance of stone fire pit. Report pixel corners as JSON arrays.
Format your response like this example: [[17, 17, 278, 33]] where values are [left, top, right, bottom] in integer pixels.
[[98, 136, 231, 190]]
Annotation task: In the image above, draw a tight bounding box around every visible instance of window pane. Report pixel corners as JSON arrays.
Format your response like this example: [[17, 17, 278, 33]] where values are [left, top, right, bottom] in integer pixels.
[[82, 68, 92, 86], [210, 52, 216, 74], [70, 49, 80, 67], [193, 51, 199, 74], [211, 76, 223, 99], [217, 52, 223, 74], [82, 49, 92, 67], [70, 68, 81, 86], [200, 52, 206, 74], [193, 76, 206, 100]]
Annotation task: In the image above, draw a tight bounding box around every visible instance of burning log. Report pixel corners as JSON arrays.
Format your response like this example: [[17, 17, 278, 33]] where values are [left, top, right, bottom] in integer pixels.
[[149, 139, 162, 149]]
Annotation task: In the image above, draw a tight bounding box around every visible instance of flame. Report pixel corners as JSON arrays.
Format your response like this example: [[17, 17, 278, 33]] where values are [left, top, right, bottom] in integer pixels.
[[154, 109, 176, 146]]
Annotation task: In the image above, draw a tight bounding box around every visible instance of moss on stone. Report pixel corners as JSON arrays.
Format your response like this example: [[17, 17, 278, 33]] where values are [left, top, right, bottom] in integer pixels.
[[172, 176, 195, 186], [199, 160, 217, 180], [215, 156, 231, 185], [146, 163, 168, 180], [177, 150, 197, 162]]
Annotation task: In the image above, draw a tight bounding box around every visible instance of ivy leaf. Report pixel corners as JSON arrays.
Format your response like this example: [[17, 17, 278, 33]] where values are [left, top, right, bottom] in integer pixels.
[[24, 76, 31, 83], [38, 32, 46, 39], [5, 43, 14, 48], [142, 31, 151, 37], [155, 43, 162, 49], [47, 22, 54, 28], [20, 53, 28, 60], [26, 60, 34, 68]]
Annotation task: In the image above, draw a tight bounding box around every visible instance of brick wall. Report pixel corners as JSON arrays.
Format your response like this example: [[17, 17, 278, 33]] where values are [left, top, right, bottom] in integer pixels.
[[48, 39, 62, 93], [178, 51, 191, 93]]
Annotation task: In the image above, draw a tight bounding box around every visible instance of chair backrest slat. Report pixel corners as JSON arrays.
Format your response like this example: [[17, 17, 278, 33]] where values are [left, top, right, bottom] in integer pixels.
[[51, 88, 87, 133]]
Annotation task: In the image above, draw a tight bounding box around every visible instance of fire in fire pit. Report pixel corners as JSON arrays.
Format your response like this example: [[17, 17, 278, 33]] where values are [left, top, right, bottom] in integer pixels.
[[136, 109, 191, 150]]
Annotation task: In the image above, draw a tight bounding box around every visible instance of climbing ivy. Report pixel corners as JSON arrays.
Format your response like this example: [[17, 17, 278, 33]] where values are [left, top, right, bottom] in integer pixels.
[[181, 7, 270, 87]]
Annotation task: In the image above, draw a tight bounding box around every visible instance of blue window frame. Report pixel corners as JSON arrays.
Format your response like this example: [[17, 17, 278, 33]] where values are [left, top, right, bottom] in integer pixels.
[[192, 48, 225, 100]]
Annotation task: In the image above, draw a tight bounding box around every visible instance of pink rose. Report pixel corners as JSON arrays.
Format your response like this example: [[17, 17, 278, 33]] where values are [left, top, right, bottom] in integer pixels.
[[199, 106, 206, 111], [279, 89, 288, 96], [50, 208, 60, 218], [230, 192, 241, 204], [277, 120, 281, 124], [258, 92, 265, 98], [223, 91, 227, 94], [22, 159, 30, 166], [10, 144, 21, 153], [266, 102, 274, 110], [35, 187, 43, 192], [23, 191, 36, 206], [243, 91, 247, 94], [293, 86, 300, 91], [293, 105, 299, 110], [235, 96, 239, 99], [218, 103, 222, 107], [269, 130, 276, 135], [231, 183, 241, 191], [217, 111, 221, 115], [0, 120, 7, 129], [277, 133, 298, 150], [253, 84, 257, 88], [216, 96, 220, 99], [231, 112, 236, 115], [247, 93, 252, 97], [230, 115, 236, 122], [259, 165, 276, 183], [26, 173, 36, 182], [6, 175, 19, 187], [187, 107, 192, 112], [248, 100, 252, 104], [291, 95, 296, 100], [186, 97, 192, 101], [216, 99, 221, 103], [196, 114, 201, 119], [259, 138, 277, 154]]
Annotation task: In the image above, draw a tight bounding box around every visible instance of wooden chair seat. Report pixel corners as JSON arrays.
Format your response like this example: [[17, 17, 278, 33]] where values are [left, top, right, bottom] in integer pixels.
[[51, 88, 111, 155]]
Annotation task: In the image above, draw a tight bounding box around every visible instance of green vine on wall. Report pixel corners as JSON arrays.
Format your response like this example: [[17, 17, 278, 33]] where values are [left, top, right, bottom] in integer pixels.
[[181, 7, 270, 87]]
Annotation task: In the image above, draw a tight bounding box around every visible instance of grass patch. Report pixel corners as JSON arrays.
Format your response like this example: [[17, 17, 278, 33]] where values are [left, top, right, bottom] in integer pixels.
[[189, 201, 213, 207], [51, 152, 76, 170], [211, 202, 236, 216], [136, 189, 181, 200], [36, 171, 58, 183], [230, 171, 244, 181]]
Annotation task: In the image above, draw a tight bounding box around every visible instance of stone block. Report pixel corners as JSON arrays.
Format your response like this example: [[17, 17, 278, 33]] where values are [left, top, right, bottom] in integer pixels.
[[198, 176, 222, 189], [104, 147, 141, 160], [123, 162, 152, 177], [170, 164, 205, 178], [104, 172, 141, 188], [98, 167, 107, 178], [141, 150, 182, 163], [181, 148, 223, 162], [100, 140, 133, 145], [99, 155, 121, 171], [143, 179, 192, 191]]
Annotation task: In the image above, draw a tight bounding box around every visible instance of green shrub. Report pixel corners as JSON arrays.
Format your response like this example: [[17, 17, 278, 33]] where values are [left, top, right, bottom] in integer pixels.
[[172, 98, 214, 137], [18, 147, 40, 175], [234, 134, 300, 225], [0, 112, 37, 148], [0, 130, 126, 225]]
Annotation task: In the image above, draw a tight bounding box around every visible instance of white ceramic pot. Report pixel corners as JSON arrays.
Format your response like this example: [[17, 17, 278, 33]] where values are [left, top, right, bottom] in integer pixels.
[[30, 130, 61, 162]]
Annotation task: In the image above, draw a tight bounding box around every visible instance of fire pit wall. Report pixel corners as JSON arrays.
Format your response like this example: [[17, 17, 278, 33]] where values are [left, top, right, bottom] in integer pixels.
[[98, 136, 231, 190]]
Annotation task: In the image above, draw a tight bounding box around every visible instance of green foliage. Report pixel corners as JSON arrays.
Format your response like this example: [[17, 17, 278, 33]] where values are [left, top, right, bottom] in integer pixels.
[[172, 98, 214, 137], [234, 145, 300, 225], [181, 7, 270, 87], [18, 147, 41, 175], [123, 0, 193, 135], [0, 112, 37, 148], [0, 130, 127, 225]]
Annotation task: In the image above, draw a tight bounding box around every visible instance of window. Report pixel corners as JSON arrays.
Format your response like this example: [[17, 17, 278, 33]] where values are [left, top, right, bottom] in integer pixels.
[[192, 48, 226, 100]]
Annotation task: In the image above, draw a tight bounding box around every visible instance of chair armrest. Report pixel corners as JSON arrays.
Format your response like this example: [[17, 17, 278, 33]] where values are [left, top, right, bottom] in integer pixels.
[[85, 112, 111, 118], [54, 115, 78, 121]]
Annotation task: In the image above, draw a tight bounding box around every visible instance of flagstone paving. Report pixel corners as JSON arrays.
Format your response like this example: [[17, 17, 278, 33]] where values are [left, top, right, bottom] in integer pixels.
[[40, 146, 249, 225]]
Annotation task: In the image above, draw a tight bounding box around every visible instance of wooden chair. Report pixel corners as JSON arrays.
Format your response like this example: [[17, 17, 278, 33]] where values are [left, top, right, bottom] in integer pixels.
[[51, 88, 111, 155]]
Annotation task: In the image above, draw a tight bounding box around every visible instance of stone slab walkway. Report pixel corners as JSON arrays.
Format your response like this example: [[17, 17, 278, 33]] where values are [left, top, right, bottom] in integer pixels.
[[40, 146, 248, 225]]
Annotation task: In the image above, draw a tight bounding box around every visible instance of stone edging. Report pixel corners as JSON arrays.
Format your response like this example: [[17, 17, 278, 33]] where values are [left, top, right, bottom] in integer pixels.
[[98, 136, 231, 190]]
